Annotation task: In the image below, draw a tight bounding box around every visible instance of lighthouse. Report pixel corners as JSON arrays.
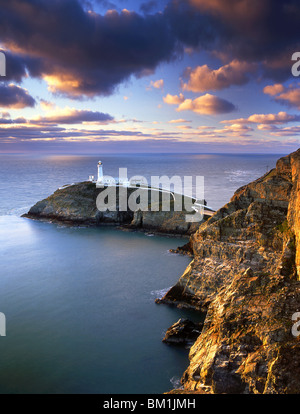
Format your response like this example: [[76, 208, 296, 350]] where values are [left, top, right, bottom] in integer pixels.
[[97, 160, 103, 184]]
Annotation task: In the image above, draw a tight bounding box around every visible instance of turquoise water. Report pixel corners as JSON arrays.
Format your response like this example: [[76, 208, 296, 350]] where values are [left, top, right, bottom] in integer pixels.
[[0, 153, 283, 393], [0, 215, 194, 393]]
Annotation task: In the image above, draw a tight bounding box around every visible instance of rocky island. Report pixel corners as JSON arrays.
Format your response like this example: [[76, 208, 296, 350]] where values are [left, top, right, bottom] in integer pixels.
[[22, 182, 211, 235]]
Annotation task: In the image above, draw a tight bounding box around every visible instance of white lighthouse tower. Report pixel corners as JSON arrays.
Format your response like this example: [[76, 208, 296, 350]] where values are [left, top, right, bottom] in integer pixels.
[[97, 160, 103, 184]]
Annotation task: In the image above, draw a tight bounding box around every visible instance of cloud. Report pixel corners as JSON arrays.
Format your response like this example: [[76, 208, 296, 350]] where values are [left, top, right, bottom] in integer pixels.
[[0, 124, 157, 142], [257, 124, 300, 137], [182, 60, 256, 92], [140, 1, 159, 14], [223, 111, 300, 125], [175, 124, 192, 129], [214, 123, 253, 137], [0, 84, 36, 108], [0, 0, 298, 100], [0, 1, 177, 98], [168, 119, 191, 123], [0, 0, 299, 126], [163, 93, 185, 105], [32, 107, 114, 125], [263, 83, 285, 96], [0, 50, 29, 82], [0, 116, 26, 124], [149, 79, 164, 90], [176, 93, 236, 115], [40, 99, 56, 111], [264, 83, 300, 110], [277, 88, 300, 109], [165, 0, 300, 82]]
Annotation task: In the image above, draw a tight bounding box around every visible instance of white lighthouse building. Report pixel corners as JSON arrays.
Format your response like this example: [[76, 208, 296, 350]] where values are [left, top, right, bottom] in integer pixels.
[[97, 160, 103, 184], [89, 160, 135, 187]]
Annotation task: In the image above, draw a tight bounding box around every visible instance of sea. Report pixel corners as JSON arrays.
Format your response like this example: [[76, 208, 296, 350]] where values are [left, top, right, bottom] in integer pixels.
[[0, 153, 284, 394]]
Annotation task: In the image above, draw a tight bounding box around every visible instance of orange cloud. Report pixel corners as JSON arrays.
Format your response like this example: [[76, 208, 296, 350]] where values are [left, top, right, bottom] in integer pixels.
[[276, 88, 300, 110], [263, 83, 285, 96], [223, 111, 300, 125], [176, 94, 236, 115], [149, 79, 164, 90], [182, 60, 256, 92], [43, 74, 83, 97], [257, 124, 300, 137], [263, 83, 300, 110], [40, 99, 56, 111], [168, 119, 191, 123], [163, 93, 185, 105], [214, 123, 253, 136], [175, 125, 192, 130]]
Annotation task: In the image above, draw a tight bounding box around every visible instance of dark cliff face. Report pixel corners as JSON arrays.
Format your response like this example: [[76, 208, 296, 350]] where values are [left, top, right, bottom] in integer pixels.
[[24, 182, 134, 225], [23, 182, 203, 235], [162, 149, 300, 394]]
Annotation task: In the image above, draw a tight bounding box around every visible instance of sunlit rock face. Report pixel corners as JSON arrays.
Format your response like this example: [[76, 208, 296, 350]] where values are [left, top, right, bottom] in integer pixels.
[[164, 149, 300, 394]]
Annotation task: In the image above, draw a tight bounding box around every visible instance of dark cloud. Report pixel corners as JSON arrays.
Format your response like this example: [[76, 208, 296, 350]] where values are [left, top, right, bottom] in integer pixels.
[[0, 116, 26, 124], [0, 50, 29, 82], [140, 1, 158, 14], [0, 84, 36, 108], [166, 0, 300, 81], [0, 0, 299, 98], [0, 124, 156, 142], [0, 0, 177, 97]]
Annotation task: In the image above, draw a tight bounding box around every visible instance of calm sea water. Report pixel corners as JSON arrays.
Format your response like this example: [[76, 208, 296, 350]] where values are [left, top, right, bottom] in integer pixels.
[[0, 153, 283, 394]]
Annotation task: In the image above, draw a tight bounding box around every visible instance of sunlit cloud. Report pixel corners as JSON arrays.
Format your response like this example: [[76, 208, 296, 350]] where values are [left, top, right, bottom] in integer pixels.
[[175, 125, 192, 129], [182, 60, 256, 92], [168, 119, 191, 123], [40, 99, 56, 111], [263, 83, 285, 96], [176, 94, 236, 115], [31, 107, 114, 125], [148, 79, 164, 90], [163, 93, 185, 105], [222, 111, 300, 125], [257, 124, 300, 137], [264, 83, 300, 110]]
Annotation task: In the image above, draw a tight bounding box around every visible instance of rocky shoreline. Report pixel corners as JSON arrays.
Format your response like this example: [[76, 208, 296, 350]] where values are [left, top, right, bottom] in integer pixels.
[[162, 318, 204, 347], [160, 148, 300, 394]]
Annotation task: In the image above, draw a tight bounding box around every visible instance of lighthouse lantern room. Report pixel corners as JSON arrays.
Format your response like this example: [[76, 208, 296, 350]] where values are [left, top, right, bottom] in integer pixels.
[[97, 161, 103, 184]]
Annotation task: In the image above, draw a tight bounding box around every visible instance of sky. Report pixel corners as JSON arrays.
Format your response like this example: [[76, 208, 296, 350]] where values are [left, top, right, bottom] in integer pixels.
[[0, 0, 300, 154]]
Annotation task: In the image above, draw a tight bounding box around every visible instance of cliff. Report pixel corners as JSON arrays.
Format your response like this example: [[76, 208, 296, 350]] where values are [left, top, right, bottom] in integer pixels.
[[160, 149, 300, 394], [22, 182, 206, 235]]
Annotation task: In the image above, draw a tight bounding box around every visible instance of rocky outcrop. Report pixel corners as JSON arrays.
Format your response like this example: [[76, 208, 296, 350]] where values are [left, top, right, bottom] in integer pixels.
[[22, 182, 206, 235], [162, 318, 203, 346], [161, 148, 300, 394]]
